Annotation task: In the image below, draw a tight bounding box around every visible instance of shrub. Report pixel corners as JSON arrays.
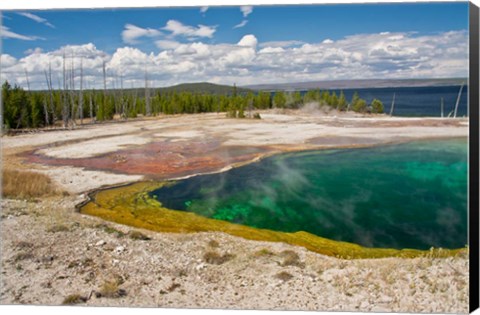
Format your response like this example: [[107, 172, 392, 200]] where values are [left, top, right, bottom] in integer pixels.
[[371, 98, 384, 114], [352, 99, 367, 113], [253, 113, 261, 119]]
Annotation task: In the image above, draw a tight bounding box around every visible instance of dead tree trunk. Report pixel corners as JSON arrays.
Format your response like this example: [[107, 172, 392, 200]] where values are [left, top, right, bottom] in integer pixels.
[[16, 69, 30, 129], [69, 53, 76, 128], [441, 97, 444, 118], [43, 97, 50, 126], [89, 88, 94, 123], [62, 51, 69, 128], [102, 60, 107, 121], [120, 72, 125, 119], [389, 93, 396, 116], [79, 57, 84, 125], [144, 67, 151, 116], [46, 62, 56, 124], [453, 83, 464, 118]]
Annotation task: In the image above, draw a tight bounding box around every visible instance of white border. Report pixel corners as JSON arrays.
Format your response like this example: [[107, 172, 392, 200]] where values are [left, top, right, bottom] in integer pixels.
[[0, 0, 478, 10], [1, 1, 478, 315]]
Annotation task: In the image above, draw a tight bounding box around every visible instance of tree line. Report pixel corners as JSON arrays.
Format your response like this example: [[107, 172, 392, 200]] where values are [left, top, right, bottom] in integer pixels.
[[2, 80, 384, 130]]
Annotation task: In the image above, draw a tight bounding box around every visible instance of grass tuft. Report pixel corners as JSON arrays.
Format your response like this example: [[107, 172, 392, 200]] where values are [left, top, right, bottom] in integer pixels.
[[275, 271, 294, 282], [13, 252, 34, 262], [208, 240, 220, 248], [98, 279, 127, 298], [62, 294, 87, 305], [95, 224, 125, 238], [254, 248, 274, 257], [47, 224, 69, 233], [280, 250, 305, 268], [203, 251, 234, 265], [2, 169, 58, 199], [128, 230, 151, 241]]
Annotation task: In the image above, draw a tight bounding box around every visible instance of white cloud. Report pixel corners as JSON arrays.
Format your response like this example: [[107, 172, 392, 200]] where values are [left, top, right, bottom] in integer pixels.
[[24, 47, 43, 55], [240, 6, 253, 18], [18, 12, 55, 28], [122, 24, 162, 44], [233, 20, 248, 29], [0, 25, 43, 41], [1, 31, 468, 90], [258, 47, 285, 54], [162, 20, 216, 39], [1, 54, 17, 68], [259, 40, 305, 48], [155, 40, 181, 50], [237, 34, 257, 48]]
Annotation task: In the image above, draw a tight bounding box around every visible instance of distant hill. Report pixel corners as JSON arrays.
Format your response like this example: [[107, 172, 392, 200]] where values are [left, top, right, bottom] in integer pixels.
[[157, 82, 252, 94], [243, 78, 467, 91], [114, 82, 252, 95]]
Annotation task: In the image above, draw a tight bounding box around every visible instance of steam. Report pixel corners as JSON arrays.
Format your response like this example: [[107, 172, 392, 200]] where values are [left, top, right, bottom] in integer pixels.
[[299, 102, 340, 116]]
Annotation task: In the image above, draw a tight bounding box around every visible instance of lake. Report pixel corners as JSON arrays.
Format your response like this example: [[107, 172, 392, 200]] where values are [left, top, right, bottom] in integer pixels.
[[302, 85, 468, 117]]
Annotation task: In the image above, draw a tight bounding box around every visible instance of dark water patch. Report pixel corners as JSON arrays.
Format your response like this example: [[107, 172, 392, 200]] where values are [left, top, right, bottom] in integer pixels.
[[305, 85, 468, 117], [150, 138, 468, 250]]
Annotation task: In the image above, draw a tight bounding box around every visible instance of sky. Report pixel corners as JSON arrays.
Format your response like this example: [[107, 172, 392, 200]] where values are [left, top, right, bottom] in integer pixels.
[[0, 1, 470, 89]]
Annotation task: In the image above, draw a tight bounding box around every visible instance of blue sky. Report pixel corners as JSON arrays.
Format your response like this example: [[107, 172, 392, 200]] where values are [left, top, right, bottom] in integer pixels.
[[0, 2, 470, 89], [2, 2, 469, 57]]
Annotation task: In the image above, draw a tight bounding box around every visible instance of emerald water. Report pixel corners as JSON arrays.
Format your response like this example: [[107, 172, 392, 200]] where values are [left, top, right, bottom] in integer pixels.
[[150, 139, 468, 250]]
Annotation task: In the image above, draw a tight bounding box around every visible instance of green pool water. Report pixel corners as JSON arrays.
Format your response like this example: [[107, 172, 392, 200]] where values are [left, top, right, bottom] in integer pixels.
[[150, 138, 468, 250]]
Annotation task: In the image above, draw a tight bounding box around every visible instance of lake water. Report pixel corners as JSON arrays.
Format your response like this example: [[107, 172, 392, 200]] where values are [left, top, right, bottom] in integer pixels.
[[150, 139, 468, 250], [308, 85, 468, 117]]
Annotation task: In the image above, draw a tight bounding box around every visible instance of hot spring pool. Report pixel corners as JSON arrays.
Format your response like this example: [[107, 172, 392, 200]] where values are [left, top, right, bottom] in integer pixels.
[[149, 138, 468, 250]]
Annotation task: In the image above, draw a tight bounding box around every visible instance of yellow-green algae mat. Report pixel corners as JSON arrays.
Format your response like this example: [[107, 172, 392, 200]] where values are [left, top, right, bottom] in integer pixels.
[[80, 181, 466, 259]]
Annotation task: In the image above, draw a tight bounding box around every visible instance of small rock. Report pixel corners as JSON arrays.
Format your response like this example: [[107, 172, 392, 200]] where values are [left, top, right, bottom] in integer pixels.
[[95, 240, 106, 247], [195, 263, 206, 271], [115, 246, 125, 254]]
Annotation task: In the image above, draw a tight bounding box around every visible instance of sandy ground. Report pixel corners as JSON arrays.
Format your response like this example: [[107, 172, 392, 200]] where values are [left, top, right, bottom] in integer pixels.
[[0, 110, 470, 312]]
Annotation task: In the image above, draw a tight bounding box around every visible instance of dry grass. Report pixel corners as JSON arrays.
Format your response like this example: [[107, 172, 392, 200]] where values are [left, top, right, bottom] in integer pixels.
[[2, 169, 58, 199], [62, 294, 87, 305], [275, 271, 294, 282], [128, 230, 151, 241], [47, 224, 70, 233], [208, 240, 220, 248], [280, 250, 305, 268], [203, 251, 234, 265], [98, 279, 127, 298], [254, 248, 274, 257], [13, 252, 34, 262], [95, 224, 125, 238]]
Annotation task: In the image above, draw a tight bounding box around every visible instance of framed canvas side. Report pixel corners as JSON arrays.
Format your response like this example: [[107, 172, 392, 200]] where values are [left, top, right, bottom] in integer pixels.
[[470, 1, 480, 313]]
